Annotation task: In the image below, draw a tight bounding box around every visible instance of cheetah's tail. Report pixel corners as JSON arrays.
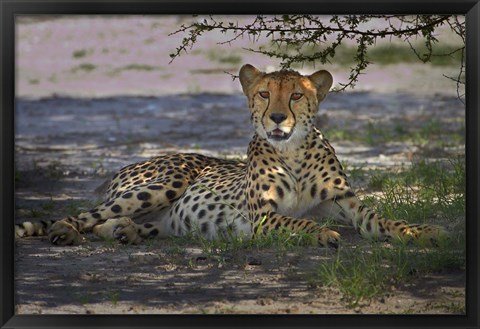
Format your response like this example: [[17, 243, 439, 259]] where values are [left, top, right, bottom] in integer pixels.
[[15, 219, 62, 238]]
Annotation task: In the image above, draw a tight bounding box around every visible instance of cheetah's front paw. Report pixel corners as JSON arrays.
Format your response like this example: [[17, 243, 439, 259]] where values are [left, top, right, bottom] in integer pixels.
[[113, 218, 143, 245], [316, 227, 341, 249], [93, 217, 143, 244], [397, 223, 449, 246], [48, 220, 85, 246]]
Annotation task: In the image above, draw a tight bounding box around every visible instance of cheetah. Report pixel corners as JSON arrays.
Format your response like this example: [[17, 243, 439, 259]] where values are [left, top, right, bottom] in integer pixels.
[[16, 64, 447, 247]]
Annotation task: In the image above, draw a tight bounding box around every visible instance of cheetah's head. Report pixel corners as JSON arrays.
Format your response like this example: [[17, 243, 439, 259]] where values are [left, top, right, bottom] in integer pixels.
[[239, 64, 333, 152]]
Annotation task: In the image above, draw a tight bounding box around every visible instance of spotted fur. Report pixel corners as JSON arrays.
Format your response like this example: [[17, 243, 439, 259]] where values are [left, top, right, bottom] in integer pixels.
[[15, 64, 447, 247]]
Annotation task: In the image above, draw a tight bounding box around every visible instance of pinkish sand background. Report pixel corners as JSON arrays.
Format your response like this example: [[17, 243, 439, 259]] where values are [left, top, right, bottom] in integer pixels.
[[16, 15, 463, 98]]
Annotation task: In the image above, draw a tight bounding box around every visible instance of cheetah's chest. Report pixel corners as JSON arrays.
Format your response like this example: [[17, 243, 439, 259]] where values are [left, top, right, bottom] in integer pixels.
[[273, 171, 319, 218], [257, 160, 319, 218]]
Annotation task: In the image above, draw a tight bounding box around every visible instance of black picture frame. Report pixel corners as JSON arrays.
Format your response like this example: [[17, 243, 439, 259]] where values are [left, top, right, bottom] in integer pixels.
[[1, 1, 479, 328]]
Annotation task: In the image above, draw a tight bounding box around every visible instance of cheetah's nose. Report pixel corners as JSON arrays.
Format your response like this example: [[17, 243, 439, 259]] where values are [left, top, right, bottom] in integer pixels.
[[269, 113, 287, 124]]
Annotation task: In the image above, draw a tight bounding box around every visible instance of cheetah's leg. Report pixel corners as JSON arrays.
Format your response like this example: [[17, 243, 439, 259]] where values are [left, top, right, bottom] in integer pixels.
[[47, 179, 187, 246], [247, 185, 341, 250], [246, 170, 340, 247], [91, 216, 177, 244], [316, 190, 448, 244], [250, 211, 340, 248]]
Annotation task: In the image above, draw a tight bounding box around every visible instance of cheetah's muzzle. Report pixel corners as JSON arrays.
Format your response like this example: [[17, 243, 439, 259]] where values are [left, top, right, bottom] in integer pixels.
[[267, 128, 292, 141]]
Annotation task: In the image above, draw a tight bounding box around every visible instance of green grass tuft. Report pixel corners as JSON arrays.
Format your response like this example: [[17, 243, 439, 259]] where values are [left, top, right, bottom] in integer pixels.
[[305, 155, 465, 306], [204, 49, 243, 65], [71, 63, 97, 73], [323, 118, 464, 148], [365, 157, 465, 224], [289, 42, 464, 68], [121, 64, 158, 71], [72, 49, 88, 59], [308, 234, 465, 307]]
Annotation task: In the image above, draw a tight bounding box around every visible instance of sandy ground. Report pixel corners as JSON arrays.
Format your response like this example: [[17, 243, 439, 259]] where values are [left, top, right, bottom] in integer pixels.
[[14, 16, 466, 314]]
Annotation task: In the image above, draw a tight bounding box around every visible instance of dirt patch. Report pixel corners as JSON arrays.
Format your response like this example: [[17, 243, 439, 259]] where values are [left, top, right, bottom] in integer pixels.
[[15, 232, 465, 314]]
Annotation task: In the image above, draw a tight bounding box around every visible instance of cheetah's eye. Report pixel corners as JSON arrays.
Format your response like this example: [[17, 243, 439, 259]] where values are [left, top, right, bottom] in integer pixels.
[[259, 91, 270, 99], [290, 93, 303, 101]]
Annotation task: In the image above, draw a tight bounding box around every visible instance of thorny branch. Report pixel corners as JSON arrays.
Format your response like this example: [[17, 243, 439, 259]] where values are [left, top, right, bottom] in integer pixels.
[[169, 15, 465, 101]]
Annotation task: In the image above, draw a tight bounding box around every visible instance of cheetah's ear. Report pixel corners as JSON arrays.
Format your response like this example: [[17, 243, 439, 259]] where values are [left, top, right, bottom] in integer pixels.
[[239, 64, 264, 95], [308, 70, 333, 102]]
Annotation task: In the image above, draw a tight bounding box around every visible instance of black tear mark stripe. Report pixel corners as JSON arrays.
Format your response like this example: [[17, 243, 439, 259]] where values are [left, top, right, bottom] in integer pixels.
[[288, 92, 297, 125], [260, 89, 271, 127]]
